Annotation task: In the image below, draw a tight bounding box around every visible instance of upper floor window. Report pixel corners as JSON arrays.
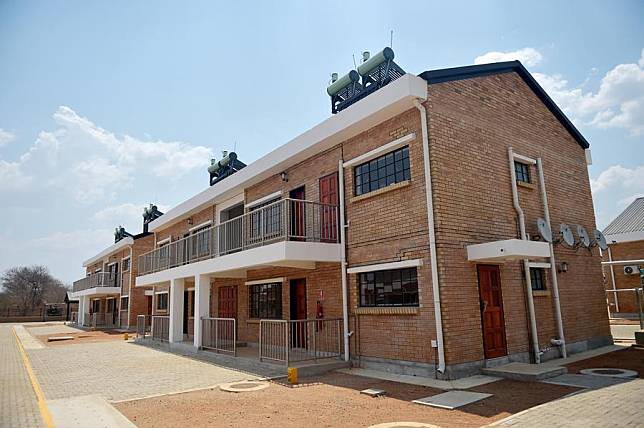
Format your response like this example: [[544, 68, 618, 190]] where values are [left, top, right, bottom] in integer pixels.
[[359, 267, 419, 307], [354, 146, 410, 196], [530, 268, 546, 291], [514, 161, 531, 183], [122, 257, 130, 272]]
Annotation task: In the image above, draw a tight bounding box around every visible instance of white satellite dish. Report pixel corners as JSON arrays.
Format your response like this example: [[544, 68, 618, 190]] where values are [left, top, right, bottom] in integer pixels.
[[560, 224, 575, 247], [576, 225, 591, 248], [536, 218, 553, 242], [593, 229, 608, 251]]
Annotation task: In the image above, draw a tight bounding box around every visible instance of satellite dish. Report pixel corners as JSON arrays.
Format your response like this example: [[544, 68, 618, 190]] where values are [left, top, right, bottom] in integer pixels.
[[593, 229, 608, 251], [536, 218, 553, 242], [576, 225, 591, 248], [560, 224, 575, 247]]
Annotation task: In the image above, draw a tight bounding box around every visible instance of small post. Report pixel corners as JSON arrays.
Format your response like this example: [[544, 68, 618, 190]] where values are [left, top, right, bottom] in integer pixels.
[[637, 288, 644, 330]]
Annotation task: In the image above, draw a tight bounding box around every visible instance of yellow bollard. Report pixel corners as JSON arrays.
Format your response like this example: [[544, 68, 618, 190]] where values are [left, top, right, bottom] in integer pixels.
[[287, 367, 298, 385], [123, 332, 129, 341]]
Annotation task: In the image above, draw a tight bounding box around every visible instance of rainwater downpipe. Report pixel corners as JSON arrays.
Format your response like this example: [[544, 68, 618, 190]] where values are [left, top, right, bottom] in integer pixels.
[[338, 159, 350, 362], [536, 158, 567, 358], [127, 245, 133, 329], [414, 99, 446, 374], [508, 147, 541, 364], [607, 247, 619, 312]]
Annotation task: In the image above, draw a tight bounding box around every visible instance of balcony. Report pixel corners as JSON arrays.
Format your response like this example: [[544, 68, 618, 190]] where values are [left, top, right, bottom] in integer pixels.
[[72, 272, 119, 293], [138, 198, 340, 277]]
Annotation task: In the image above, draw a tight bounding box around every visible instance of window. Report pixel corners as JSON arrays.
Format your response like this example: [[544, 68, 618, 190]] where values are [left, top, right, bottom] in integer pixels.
[[121, 296, 129, 310], [354, 146, 410, 196], [514, 161, 530, 183], [122, 257, 130, 272], [156, 293, 168, 311], [530, 268, 546, 291], [249, 282, 282, 319], [91, 299, 101, 313], [359, 268, 419, 307]]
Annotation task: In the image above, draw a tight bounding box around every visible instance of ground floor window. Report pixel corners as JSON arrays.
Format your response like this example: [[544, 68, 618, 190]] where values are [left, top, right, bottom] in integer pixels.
[[359, 267, 419, 307], [156, 293, 168, 311], [91, 299, 101, 313], [249, 282, 282, 319], [121, 296, 129, 310], [530, 268, 546, 291]]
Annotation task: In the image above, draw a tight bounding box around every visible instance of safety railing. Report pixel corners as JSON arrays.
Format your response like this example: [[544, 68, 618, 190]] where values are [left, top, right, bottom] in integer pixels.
[[70, 311, 78, 324], [152, 315, 170, 342], [259, 318, 343, 365], [201, 317, 236, 355], [72, 272, 119, 293], [90, 312, 118, 329], [136, 315, 152, 338], [138, 198, 339, 276], [606, 287, 644, 329]]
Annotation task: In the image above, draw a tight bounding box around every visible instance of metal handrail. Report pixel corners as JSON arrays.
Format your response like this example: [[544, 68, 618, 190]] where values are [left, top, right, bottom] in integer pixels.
[[72, 272, 119, 293], [151, 315, 170, 342], [138, 198, 339, 276], [201, 317, 236, 355]]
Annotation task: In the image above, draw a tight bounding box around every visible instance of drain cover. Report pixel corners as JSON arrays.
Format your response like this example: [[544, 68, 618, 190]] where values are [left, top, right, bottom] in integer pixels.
[[579, 368, 638, 379], [219, 381, 270, 393]]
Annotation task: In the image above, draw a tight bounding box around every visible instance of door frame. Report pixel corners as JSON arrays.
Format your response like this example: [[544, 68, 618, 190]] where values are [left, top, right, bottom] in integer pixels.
[[289, 186, 306, 241], [476, 264, 508, 359]]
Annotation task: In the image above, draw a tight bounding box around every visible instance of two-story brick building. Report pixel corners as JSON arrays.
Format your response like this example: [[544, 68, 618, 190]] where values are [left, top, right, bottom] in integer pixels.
[[128, 50, 610, 379]]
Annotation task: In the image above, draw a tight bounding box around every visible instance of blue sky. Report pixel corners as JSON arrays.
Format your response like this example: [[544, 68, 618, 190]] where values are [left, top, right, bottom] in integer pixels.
[[1, 1, 643, 283]]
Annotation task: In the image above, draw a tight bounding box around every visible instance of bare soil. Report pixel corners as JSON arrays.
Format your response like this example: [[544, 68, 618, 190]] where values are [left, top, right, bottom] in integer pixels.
[[37, 330, 128, 346], [609, 319, 641, 325], [114, 372, 577, 428], [565, 347, 644, 378]]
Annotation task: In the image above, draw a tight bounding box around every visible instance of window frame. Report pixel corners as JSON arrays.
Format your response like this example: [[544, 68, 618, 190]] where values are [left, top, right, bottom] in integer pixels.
[[514, 161, 531, 184], [156, 292, 169, 311], [530, 268, 546, 291], [248, 282, 283, 319], [358, 267, 419, 308], [121, 257, 131, 272], [354, 145, 411, 196], [120, 296, 129, 310]]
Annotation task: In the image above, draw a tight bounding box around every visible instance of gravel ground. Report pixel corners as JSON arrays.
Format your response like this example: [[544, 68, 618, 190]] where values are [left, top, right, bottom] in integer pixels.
[[565, 347, 644, 378], [114, 372, 577, 428]]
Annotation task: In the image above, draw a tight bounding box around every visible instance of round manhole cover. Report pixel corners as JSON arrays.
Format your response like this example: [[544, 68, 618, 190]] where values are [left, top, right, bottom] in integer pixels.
[[219, 381, 270, 393], [369, 423, 441, 428], [579, 368, 638, 378]]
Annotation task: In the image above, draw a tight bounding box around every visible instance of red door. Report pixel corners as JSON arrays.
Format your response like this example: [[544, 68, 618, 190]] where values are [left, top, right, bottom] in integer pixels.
[[477, 265, 507, 359], [289, 187, 305, 240], [319, 172, 339, 242], [218, 286, 237, 319], [290, 279, 307, 348]]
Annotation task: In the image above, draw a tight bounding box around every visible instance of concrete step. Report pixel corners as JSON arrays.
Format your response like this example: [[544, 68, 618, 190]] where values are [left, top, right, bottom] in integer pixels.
[[482, 362, 567, 382], [292, 360, 350, 377]]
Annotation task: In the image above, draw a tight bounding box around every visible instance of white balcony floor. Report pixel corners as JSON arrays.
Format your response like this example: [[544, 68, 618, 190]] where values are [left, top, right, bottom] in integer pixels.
[[136, 240, 342, 286], [70, 287, 121, 298]]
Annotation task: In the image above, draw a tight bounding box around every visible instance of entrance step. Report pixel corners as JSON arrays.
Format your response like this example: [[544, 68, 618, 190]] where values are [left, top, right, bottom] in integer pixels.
[[291, 360, 350, 377], [482, 362, 567, 381]]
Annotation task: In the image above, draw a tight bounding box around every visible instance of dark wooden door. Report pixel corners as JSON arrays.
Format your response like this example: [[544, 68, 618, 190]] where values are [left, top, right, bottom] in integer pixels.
[[289, 187, 305, 240], [477, 265, 507, 359], [146, 295, 152, 315], [183, 290, 190, 335], [319, 172, 339, 242], [218, 286, 237, 319], [290, 279, 307, 348]]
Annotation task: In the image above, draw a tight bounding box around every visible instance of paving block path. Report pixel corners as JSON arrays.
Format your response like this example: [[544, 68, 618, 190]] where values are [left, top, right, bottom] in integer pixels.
[[0, 325, 44, 428]]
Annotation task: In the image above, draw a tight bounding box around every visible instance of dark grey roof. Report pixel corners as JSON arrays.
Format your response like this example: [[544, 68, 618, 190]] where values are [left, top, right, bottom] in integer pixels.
[[418, 61, 590, 150], [604, 197, 644, 235]]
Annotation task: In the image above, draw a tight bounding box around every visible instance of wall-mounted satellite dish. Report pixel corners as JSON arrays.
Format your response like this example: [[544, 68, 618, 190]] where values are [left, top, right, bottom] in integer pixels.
[[576, 225, 591, 248], [593, 229, 609, 251], [560, 224, 575, 247], [536, 218, 553, 242]]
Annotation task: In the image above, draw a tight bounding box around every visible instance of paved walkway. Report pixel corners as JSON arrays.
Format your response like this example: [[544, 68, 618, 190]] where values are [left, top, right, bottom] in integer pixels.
[[490, 379, 644, 427], [0, 325, 44, 428]]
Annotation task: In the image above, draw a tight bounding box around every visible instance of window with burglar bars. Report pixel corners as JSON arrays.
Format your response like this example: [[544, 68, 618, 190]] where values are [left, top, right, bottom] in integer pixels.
[[354, 146, 410, 196], [514, 161, 531, 183], [249, 282, 282, 319], [530, 268, 546, 291], [359, 267, 419, 307]]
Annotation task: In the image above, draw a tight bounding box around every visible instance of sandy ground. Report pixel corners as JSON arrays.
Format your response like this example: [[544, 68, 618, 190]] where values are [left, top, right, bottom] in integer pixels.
[[115, 372, 577, 428], [36, 330, 128, 346], [565, 347, 644, 378]]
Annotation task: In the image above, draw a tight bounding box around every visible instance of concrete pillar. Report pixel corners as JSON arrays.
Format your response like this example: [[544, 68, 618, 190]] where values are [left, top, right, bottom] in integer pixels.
[[168, 278, 185, 343], [78, 296, 86, 325], [193, 274, 210, 349]]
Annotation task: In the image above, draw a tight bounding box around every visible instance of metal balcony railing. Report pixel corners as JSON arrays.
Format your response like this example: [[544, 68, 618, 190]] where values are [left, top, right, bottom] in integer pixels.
[[72, 272, 119, 293], [138, 198, 339, 276]]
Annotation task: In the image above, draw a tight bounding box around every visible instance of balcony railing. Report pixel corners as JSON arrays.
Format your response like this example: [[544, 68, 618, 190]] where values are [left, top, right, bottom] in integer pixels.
[[72, 272, 119, 293], [138, 198, 339, 276]]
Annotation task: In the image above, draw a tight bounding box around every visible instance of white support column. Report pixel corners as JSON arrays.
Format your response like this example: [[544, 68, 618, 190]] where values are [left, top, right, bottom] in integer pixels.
[[78, 296, 86, 325], [193, 274, 211, 349], [169, 278, 185, 343]]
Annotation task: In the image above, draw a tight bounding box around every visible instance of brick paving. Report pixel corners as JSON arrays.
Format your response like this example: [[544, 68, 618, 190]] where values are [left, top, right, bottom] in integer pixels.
[[490, 379, 644, 427], [0, 325, 44, 428]]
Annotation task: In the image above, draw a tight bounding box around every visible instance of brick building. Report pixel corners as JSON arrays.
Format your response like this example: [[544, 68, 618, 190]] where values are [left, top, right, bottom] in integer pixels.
[[603, 197, 644, 316], [70, 208, 160, 329], [118, 52, 609, 379]]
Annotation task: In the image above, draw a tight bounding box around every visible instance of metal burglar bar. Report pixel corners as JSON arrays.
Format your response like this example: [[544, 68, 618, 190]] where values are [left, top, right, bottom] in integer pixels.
[[151, 316, 170, 342], [136, 315, 151, 338], [259, 318, 343, 365], [138, 199, 339, 276], [201, 317, 236, 355]]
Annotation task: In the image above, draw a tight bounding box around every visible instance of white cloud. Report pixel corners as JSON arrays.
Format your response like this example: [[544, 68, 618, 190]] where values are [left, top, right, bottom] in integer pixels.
[[0, 129, 15, 147], [26, 228, 113, 251], [533, 49, 644, 135], [92, 202, 170, 232], [0, 160, 32, 190], [474, 47, 543, 67], [590, 164, 644, 228]]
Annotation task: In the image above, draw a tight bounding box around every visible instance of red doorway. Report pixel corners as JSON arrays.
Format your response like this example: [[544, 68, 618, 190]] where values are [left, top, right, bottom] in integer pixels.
[[218, 286, 237, 319], [290, 279, 307, 348], [319, 172, 339, 242], [289, 187, 305, 240], [477, 265, 507, 359]]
